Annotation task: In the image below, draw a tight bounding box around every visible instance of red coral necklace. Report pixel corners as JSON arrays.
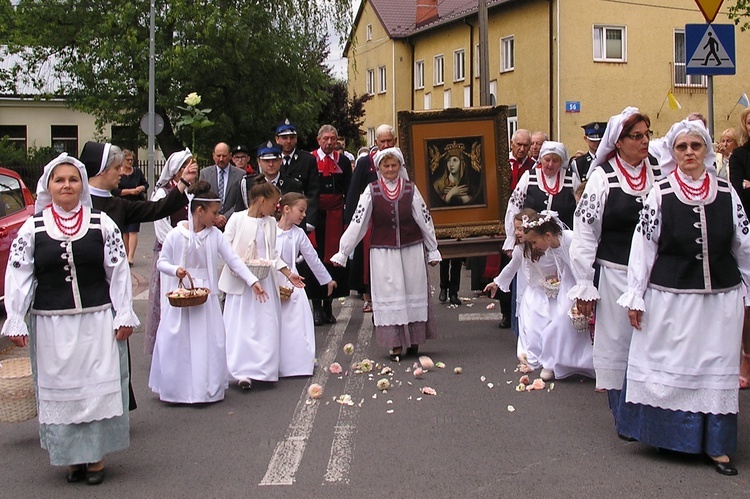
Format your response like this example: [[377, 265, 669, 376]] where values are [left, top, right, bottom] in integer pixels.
[[672, 169, 710, 200], [614, 155, 647, 191], [380, 178, 402, 201], [539, 169, 561, 195], [51, 206, 84, 236]]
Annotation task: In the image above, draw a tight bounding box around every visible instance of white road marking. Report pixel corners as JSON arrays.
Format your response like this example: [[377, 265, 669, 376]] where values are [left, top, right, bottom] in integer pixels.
[[324, 317, 373, 483], [259, 304, 352, 486], [458, 312, 502, 321]]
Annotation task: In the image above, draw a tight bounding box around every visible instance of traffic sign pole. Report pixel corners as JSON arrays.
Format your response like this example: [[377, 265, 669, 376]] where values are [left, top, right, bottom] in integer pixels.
[[707, 75, 714, 140]]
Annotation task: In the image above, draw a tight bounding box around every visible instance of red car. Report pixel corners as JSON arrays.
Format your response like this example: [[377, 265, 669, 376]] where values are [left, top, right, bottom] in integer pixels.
[[0, 167, 36, 301]]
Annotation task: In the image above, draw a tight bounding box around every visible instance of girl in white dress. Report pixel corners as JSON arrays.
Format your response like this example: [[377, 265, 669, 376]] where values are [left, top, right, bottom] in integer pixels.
[[276, 193, 336, 377], [484, 208, 546, 369], [149, 181, 260, 404], [522, 213, 594, 381], [220, 177, 304, 388]]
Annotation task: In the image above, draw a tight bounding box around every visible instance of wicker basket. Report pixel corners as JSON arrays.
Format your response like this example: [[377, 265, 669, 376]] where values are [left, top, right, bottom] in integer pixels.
[[279, 285, 294, 301], [0, 357, 37, 423], [541, 277, 560, 299], [247, 260, 272, 280], [166, 274, 210, 308], [568, 309, 591, 334]]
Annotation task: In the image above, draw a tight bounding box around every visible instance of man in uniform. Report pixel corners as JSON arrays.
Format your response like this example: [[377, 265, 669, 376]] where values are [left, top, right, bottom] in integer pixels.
[[570, 122, 606, 182], [232, 144, 254, 175], [236, 141, 303, 211], [276, 119, 320, 231]]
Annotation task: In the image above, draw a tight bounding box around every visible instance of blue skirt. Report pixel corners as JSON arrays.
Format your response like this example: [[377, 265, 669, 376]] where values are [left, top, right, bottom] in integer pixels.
[[614, 381, 737, 456]]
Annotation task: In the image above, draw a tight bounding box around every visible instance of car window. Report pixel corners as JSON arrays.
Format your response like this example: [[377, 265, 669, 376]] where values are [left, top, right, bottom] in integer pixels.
[[0, 174, 26, 217]]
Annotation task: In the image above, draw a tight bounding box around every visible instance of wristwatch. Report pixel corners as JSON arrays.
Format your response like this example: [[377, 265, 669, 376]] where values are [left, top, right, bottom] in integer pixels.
[[179, 178, 191, 187]]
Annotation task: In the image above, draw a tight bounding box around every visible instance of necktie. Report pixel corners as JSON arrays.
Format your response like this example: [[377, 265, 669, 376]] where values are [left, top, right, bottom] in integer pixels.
[[283, 156, 291, 168], [218, 168, 225, 204]]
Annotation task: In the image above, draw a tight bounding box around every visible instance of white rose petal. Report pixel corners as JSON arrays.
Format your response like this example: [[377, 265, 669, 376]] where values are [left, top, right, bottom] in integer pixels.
[[507, 405, 515, 412]]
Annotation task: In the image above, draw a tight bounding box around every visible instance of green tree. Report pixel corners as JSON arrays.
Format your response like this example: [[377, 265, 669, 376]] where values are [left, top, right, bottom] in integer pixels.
[[2, 0, 352, 158], [300, 80, 371, 151], [729, 0, 750, 30]]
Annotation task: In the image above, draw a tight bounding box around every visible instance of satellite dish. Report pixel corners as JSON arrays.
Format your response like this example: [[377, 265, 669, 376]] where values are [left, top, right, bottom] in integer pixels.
[[140, 113, 165, 135]]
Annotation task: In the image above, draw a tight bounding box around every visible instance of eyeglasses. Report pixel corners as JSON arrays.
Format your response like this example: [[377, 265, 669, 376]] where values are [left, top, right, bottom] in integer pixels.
[[674, 141, 705, 152], [624, 130, 653, 141]]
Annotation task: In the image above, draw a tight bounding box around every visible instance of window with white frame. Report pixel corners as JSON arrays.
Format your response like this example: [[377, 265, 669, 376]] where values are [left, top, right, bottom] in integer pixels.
[[415, 60, 425, 89], [367, 127, 375, 147], [507, 105, 518, 149], [490, 80, 498, 106], [366, 69, 374, 95], [424, 92, 432, 110], [453, 49, 465, 82], [673, 29, 707, 88], [501, 36, 515, 72], [434, 55, 444, 86], [464, 86, 471, 107], [443, 89, 452, 109], [593, 25, 626, 62], [378, 65, 387, 93], [366, 24, 372, 41], [0, 125, 27, 151], [474, 44, 480, 78]]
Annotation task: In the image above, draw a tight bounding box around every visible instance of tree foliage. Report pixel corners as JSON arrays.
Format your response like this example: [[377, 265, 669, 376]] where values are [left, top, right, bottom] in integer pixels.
[[300, 80, 371, 152], [2, 0, 356, 158], [729, 0, 750, 31]]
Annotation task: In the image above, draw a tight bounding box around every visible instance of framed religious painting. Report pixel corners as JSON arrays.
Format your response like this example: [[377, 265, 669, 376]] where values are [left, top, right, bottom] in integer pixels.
[[398, 106, 510, 240]]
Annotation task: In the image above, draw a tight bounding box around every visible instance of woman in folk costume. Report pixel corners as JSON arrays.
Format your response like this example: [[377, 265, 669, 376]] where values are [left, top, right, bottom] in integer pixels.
[[618, 119, 750, 476], [502, 141, 578, 253], [220, 176, 304, 388], [149, 181, 260, 403], [332, 147, 441, 361], [276, 192, 335, 377], [2, 154, 138, 485], [568, 107, 661, 431], [143, 149, 193, 354], [309, 124, 351, 325]]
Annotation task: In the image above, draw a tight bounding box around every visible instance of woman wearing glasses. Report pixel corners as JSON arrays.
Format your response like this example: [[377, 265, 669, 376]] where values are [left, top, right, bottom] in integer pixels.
[[619, 119, 750, 475], [569, 107, 661, 433]]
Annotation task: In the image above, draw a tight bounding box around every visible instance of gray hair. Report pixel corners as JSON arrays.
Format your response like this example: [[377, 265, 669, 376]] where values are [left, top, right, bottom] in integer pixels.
[[105, 145, 124, 170], [375, 124, 395, 138], [318, 124, 338, 138], [511, 129, 531, 143]]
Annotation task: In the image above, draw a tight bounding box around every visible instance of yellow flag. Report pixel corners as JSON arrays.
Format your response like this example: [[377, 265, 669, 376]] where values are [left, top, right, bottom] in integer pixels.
[[667, 91, 682, 111]]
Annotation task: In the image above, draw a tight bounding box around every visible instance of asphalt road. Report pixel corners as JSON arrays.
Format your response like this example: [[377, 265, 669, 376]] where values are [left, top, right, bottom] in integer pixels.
[[1, 223, 750, 497]]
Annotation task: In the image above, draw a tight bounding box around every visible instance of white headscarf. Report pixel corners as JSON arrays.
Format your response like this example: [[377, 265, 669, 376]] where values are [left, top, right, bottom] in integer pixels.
[[34, 153, 91, 213], [153, 148, 191, 197], [374, 147, 410, 180], [664, 119, 717, 172], [591, 106, 641, 169], [538, 141, 569, 168]]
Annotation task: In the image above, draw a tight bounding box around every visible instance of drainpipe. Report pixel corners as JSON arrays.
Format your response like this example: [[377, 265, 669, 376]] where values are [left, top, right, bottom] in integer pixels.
[[408, 37, 415, 110], [549, 0, 554, 137], [464, 18, 474, 107]]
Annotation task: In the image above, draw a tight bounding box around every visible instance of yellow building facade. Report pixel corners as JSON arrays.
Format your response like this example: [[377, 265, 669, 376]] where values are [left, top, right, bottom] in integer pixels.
[[346, 0, 750, 149]]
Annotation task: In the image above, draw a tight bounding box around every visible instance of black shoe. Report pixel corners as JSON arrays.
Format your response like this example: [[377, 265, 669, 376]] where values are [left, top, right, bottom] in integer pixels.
[[707, 456, 738, 476], [86, 468, 105, 485], [313, 308, 324, 326], [449, 294, 461, 305], [499, 318, 511, 329], [66, 465, 86, 483], [618, 433, 637, 442], [406, 345, 419, 356], [439, 289, 448, 302], [324, 313, 337, 324]]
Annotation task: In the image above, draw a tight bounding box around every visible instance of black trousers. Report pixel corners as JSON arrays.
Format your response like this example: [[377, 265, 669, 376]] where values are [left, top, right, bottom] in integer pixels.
[[440, 258, 464, 295]]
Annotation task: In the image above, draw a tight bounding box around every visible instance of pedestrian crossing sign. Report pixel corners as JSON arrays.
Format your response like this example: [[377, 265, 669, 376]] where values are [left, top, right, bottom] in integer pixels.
[[686, 24, 735, 76]]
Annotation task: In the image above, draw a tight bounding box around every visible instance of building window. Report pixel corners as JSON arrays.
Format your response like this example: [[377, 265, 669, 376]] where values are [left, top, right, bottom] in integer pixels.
[[424, 92, 431, 110], [464, 86, 471, 107], [367, 127, 375, 147], [366, 69, 375, 95], [0, 125, 27, 151], [443, 89, 452, 109], [366, 24, 372, 41], [453, 49, 465, 82], [415, 60, 425, 89], [490, 80, 498, 106], [501, 36, 515, 72], [378, 65, 387, 93], [674, 29, 707, 88], [434, 55, 444, 86], [593, 25, 626, 62], [51, 125, 78, 155], [507, 105, 518, 148], [474, 44, 480, 78]]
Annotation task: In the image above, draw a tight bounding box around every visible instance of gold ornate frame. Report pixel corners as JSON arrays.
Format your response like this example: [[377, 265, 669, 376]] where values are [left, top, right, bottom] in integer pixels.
[[398, 106, 510, 239]]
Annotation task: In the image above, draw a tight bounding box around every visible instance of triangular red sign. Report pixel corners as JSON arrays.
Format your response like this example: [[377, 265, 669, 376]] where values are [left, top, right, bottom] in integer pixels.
[[694, 0, 724, 23]]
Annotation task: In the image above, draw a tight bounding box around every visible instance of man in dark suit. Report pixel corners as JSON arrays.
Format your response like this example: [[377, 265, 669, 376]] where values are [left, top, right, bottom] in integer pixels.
[[198, 142, 245, 229], [236, 141, 303, 211], [570, 122, 607, 182], [276, 119, 320, 231]]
